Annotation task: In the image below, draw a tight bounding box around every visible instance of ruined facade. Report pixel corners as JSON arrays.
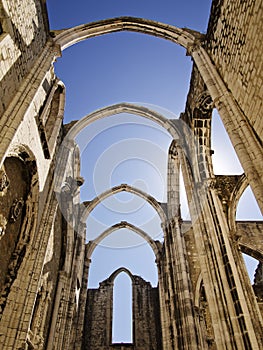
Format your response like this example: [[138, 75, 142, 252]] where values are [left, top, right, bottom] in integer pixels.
[[0, 1, 262, 349]]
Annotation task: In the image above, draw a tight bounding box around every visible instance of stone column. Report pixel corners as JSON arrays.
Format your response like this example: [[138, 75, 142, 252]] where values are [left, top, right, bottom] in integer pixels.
[[73, 252, 92, 350], [163, 217, 200, 350], [181, 168, 262, 349], [162, 223, 178, 350], [46, 186, 77, 350], [191, 45, 263, 214]]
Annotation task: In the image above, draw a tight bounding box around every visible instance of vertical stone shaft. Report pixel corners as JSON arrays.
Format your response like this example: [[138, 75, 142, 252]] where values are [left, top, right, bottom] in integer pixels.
[[191, 46, 263, 214]]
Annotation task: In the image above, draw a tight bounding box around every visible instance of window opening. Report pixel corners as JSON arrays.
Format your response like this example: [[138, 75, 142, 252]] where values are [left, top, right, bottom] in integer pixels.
[[112, 272, 133, 343], [236, 186, 262, 221], [211, 110, 243, 174], [242, 253, 259, 284], [179, 166, 190, 220]]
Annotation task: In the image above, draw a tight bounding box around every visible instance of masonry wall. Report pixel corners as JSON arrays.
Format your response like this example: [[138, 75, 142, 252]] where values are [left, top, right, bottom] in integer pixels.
[[0, 0, 49, 117], [206, 0, 263, 140], [84, 273, 162, 350]]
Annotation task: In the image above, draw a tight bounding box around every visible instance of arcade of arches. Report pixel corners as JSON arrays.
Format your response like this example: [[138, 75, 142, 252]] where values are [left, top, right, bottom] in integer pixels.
[[0, 1, 262, 349]]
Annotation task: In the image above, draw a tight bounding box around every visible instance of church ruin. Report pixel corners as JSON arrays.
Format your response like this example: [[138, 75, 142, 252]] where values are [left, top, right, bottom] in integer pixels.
[[0, 0, 262, 349]]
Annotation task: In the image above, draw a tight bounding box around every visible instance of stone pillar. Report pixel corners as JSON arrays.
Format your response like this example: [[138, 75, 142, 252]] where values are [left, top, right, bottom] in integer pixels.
[[162, 223, 178, 350], [73, 252, 91, 350], [191, 45, 263, 214], [167, 140, 181, 219], [156, 255, 170, 350], [163, 217, 200, 350], [181, 167, 262, 349], [47, 184, 80, 350]]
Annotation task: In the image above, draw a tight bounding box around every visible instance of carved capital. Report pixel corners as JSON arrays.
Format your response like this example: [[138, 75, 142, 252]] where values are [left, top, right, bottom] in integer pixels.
[[196, 91, 214, 115], [186, 40, 201, 56], [62, 176, 81, 196], [9, 198, 24, 222]]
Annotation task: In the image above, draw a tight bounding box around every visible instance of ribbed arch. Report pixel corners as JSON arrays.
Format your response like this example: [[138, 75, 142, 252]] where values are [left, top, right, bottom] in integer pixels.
[[111, 268, 133, 343], [228, 173, 248, 230], [64, 103, 182, 140], [240, 245, 263, 263], [86, 221, 162, 261], [108, 267, 134, 283], [82, 183, 167, 223], [54, 16, 200, 51]]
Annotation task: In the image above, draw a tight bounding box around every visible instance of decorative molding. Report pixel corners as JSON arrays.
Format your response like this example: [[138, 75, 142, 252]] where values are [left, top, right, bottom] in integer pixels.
[[62, 176, 84, 196], [0, 169, 9, 196], [9, 198, 24, 223], [196, 91, 214, 115]]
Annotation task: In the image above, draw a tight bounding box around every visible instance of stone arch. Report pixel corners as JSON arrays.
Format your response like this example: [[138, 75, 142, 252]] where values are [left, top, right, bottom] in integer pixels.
[[86, 221, 162, 261], [239, 244, 263, 263], [54, 16, 263, 213], [55, 103, 193, 213], [228, 173, 248, 231], [108, 267, 135, 283], [37, 79, 65, 158], [226, 173, 263, 263], [54, 16, 200, 51], [64, 103, 182, 140], [194, 273, 203, 308], [55, 103, 204, 225], [82, 183, 167, 224], [55, 18, 263, 209], [111, 267, 134, 343]]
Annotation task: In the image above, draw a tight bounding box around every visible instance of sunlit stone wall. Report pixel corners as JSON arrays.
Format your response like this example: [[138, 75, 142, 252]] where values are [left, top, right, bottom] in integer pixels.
[[206, 0, 263, 140]]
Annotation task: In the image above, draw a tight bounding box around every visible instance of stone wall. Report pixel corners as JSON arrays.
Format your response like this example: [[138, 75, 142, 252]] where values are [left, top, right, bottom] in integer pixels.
[[84, 270, 162, 350], [0, 0, 49, 116], [206, 0, 263, 140]]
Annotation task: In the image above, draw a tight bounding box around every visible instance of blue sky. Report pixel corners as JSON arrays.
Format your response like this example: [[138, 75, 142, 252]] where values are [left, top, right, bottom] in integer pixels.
[[46, 0, 261, 343]]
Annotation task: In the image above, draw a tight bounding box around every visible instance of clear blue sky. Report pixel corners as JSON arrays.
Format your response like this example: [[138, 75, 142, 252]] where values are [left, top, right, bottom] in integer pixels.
[[46, 0, 261, 343]]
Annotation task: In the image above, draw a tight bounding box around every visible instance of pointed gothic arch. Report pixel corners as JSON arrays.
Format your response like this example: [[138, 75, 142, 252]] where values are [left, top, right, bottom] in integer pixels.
[[86, 221, 162, 261], [82, 183, 167, 224], [54, 17, 263, 213], [54, 16, 199, 51], [56, 102, 200, 215], [64, 102, 182, 140], [108, 267, 135, 283], [111, 268, 133, 343]]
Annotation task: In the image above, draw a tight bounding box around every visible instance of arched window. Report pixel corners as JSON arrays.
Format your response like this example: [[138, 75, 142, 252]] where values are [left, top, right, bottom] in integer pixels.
[[112, 272, 133, 343], [236, 185, 262, 221], [211, 109, 243, 174], [242, 253, 258, 284]]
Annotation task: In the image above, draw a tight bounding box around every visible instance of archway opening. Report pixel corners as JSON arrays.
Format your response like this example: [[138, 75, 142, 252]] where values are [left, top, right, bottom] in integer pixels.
[[87, 230, 158, 346], [86, 194, 164, 244], [76, 112, 172, 203], [211, 109, 243, 175], [88, 228, 158, 288], [236, 186, 262, 221], [242, 253, 259, 284], [179, 165, 190, 220], [112, 272, 133, 343]]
